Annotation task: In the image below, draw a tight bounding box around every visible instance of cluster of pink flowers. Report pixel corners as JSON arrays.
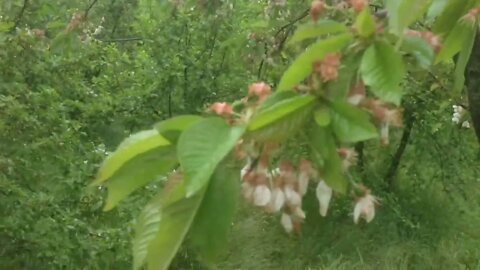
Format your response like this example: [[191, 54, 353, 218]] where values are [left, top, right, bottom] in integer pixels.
[[313, 53, 341, 82], [236, 140, 378, 233], [239, 148, 330, 233], [310, 0, 369, 23]]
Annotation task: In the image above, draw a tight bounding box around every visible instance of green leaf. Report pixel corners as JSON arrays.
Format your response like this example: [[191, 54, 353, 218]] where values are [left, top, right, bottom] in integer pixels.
[[256, 91, 298, 112], [435, 20, 476, 63], [330, 102, 378, 143], [94, 129, 170, 185], [401, 36, 435, 69], [308, 125, 347, 193], [278, 33, 353, 91], [0, 22, 14, 32], [133, 193, 163, 270], [249, 95, 316, 131], [103, 146, 177, 211], [287, 20, 349, 45], [432, 0, 472, 34], [178, 118, 246, 196], [452, 30, 477, 94], [360, 41, 406, 105], [385, 0, 431, 34], [138, 178, 207, 270], [426, 0, 449, 20], [314, 105, 331, 126], [247, 105, 314, 143], [355, 8, 376, 37], [154, 115, 203, 143], [190, 161, 240, 264], [328, 52, 363, 101]]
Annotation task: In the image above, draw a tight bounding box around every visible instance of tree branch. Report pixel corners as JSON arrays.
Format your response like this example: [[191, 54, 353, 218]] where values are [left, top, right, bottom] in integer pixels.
[[97, 37, 144, 42], [84, 0, 99, 19], [10, 0, 29, 32], [466, 30, 480, 145], [385, 109, 416, 190]]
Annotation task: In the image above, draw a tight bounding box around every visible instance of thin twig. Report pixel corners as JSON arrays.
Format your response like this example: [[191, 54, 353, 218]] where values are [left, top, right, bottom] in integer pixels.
[[10, 0, 29, 32], [84, 0, 99, 19], [98, 37, 144, 42]]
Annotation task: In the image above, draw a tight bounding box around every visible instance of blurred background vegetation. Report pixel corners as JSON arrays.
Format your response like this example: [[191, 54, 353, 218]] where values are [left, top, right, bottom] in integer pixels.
[[1, 0, 479, 269]]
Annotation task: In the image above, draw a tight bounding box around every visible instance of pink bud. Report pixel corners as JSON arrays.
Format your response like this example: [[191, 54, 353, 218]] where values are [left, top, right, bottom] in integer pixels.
[[350, 0, 368, 12], [209, 102, 233, 117], [310, 0, 326, 23], [248, 82, 271, 103], [347, 81, 366, 106]]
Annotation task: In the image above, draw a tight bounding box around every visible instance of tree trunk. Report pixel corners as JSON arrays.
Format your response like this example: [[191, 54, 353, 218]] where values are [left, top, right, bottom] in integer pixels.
[[466, 30, 480, 144]]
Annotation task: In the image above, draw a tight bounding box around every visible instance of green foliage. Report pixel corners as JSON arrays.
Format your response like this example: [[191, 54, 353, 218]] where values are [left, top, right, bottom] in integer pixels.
[[360, 41, 406, 105], [308, 125, 347, 193], [178, 118, 246, 196], [354, 8, 376, 38], [138, 178, 206, 270], [287, 20, 348, 45], [385, 0, 432, 34], [94, 130, 171, 185], [190, 161, 240, 264], [2, 1, 480, 269], [103, 146, 177, 211], [330, 101, 379, 143], [248, 94, 315, 130], [154, 115, 203, 143], [436, 19, 477, 63], [278, 33, 353, 91], [401, 36, 435, 69]]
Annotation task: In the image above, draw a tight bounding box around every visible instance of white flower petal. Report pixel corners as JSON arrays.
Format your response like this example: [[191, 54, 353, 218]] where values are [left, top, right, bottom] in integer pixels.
[[281, 213, 293, 233], [298, 174, 309, 196], [347, 94, 363, 106], [269, 187, 285, 212], [253, 185, 271, 206], [293, 207, 306, 219], [316, 180, 333, 217], [284, 186, 302, 206], [353, 194, 376, 224]]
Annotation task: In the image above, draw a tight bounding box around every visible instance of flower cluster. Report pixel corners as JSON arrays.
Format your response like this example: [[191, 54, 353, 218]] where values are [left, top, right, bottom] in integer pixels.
[[313, 53, 341, 82], [240, 149, 331, 233], [452, 105, 470, 128], [236, 140, 377, 233]]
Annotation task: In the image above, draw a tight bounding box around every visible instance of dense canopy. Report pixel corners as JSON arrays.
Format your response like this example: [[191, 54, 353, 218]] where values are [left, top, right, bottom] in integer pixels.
[[1, 0, 480, 269]]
